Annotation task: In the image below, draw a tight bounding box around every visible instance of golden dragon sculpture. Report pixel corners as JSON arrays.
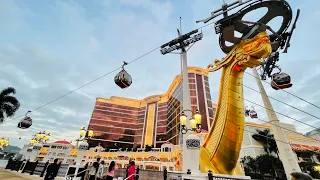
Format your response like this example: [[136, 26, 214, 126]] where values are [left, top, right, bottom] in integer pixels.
[[200, 31, 272, 175]]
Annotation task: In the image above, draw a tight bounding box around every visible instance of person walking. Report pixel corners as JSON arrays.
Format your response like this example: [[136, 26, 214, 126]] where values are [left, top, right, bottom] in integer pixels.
[[127, 161, 136, 180], [89, 158, 101, 180], [126, 160, 132, 178], [290, 172, 313, 180], [44, 159, 59, 180], [105, 161, 118, 180], [96, 160, 106, 180], [163, 167, 167, 180], [134, 166, 140, 180]]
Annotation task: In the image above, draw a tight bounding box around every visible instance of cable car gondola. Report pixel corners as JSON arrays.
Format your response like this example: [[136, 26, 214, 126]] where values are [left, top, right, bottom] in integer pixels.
[[114, 61, 132, 89], [245, 106, 258, 118], [18, 111, 32, 129], [271, 72, 292, 90]]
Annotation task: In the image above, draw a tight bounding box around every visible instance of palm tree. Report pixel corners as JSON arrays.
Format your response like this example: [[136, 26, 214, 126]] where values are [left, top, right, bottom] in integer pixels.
[[0, 87, 20, 123], [252, 129, 279, 157]]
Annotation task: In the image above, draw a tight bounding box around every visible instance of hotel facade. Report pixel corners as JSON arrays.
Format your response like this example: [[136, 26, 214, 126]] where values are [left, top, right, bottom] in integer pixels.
[[87, 67, 217, 149]]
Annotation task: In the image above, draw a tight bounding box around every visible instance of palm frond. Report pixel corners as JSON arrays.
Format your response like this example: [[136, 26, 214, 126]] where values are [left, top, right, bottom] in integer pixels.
[[2, 96, 20, 110], [0, 87, 16, 96], [3, 104, 17, 117]]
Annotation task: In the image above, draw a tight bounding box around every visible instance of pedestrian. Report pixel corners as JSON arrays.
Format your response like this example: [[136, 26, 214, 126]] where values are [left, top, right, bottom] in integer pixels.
[[44, 158, 59, 180], [89, 158, 101, 180], [127, 161, 136, 180], [290, 172, 313, 180], [105, 161, 118, 180], [126, 160, 132, 178], [96, 160, 106, 180], [163, 167, 167, 180], [135, 166, 140, 180]]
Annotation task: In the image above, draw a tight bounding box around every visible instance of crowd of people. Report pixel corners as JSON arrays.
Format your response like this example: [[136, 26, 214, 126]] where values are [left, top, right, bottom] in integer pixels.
[[88, 158, 140, 180], [88, 158, 119, 180]]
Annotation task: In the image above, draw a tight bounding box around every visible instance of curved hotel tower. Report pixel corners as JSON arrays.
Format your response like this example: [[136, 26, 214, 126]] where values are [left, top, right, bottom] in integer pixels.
[[87, 67, 216, 149]]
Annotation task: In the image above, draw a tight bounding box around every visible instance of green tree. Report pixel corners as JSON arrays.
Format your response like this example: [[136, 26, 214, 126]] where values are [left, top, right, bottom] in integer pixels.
[[252, 129, 279, 157], [0, 87, 20, 123], [241, 155, 285, 179], [299, 161, 320, 179]]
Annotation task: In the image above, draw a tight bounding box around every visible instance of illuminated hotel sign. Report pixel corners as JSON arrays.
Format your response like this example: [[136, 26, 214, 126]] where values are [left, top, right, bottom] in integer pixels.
[[160, 29, 203, 55]]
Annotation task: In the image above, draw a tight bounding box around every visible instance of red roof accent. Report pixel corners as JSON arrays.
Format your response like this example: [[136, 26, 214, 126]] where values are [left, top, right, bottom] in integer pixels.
[[54, 140, 71, 145], [290, 143, 320, 152]]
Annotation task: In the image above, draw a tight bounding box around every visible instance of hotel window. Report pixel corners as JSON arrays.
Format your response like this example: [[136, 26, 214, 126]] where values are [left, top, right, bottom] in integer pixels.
[[189, 84, 196, 90], [189, 79, 196, 83], [191, 97, 198, 105], [188, 73, 195, 78], [190, 90, 196, 96]]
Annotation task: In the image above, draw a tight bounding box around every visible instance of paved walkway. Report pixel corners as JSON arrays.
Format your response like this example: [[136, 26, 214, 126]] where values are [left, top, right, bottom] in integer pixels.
[[0, 168, 42, 180]]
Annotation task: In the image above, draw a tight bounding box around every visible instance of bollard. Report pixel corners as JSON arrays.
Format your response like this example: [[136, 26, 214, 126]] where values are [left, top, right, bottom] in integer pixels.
[[208, 170, 213, 180]]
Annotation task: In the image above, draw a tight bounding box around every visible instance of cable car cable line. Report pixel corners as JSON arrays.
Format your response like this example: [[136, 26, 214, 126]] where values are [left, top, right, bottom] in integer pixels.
[[244, 99, 319, 130], [0, 20, 219, 126], [243, 84, 320, 121], [244, 71, 320, 110]]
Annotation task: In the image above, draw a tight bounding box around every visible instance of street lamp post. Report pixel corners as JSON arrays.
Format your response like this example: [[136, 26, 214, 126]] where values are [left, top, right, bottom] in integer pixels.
[[0, 138, 9, 152], [76, 127, 94, 148], [180, 109, 203, 134], [29, 131, 51, 145], [75, 127, 93, 166], [160, 25, 203, 174]]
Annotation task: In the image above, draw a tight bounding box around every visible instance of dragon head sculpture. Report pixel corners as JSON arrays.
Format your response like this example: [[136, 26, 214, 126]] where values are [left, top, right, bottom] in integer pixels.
[[207, 31, 272, 72]]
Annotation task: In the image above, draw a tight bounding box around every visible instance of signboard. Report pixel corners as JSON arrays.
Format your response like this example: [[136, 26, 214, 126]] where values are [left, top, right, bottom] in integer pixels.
[[160, 33, 203, 55]]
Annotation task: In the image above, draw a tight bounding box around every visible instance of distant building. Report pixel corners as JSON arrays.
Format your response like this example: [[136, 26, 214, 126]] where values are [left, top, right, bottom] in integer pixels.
[[240, 122, 320, 164], [21, 140, 182, 172], [306, 129, 320, 141], [87, 67, 217, 149]]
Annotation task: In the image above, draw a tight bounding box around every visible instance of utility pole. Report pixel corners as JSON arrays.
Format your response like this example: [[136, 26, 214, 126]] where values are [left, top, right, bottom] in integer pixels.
[[160, 23, 203, 174], [252, 67, 301, 178]]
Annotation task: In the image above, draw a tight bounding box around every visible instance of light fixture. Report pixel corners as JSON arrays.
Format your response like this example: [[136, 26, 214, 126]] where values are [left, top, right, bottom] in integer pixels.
[[179, 109, 202, 134], [194, 109, 202, 126], [80, 127, 86, 137], [44, 133, 50, 141], [190, 117, 197, 130], [35, 132, 42, 140], [30, 139, 35, 145], [179, 112, 187, 127], [88, 129, 94, 138], [39, 131, 46, 139], [5, 139, 9, 146]]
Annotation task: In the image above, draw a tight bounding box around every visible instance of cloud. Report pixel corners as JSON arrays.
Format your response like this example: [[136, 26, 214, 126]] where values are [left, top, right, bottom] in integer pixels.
[[0, 0, 319, 149]]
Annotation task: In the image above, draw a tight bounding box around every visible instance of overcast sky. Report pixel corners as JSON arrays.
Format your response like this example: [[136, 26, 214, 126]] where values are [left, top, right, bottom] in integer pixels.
[[0, 0, 319, 148]]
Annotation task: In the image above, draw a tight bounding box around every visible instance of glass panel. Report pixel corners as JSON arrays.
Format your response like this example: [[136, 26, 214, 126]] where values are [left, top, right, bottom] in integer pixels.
[[189, 79, 196, 83], [188, 73, 195, 78], [189, 84, 196, 90], [190, 90, 197, 96], [196, 74, 208, 130], [191, 97, 198, 105]]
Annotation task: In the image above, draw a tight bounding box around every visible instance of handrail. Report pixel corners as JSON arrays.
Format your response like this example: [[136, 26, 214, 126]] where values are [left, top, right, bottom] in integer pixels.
[[66, 169, 88, 180], [124, 174, 138, 180]]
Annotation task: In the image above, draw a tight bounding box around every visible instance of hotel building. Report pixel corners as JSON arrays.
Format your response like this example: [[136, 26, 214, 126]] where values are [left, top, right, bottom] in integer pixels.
[[87, 67, 217, 149]]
